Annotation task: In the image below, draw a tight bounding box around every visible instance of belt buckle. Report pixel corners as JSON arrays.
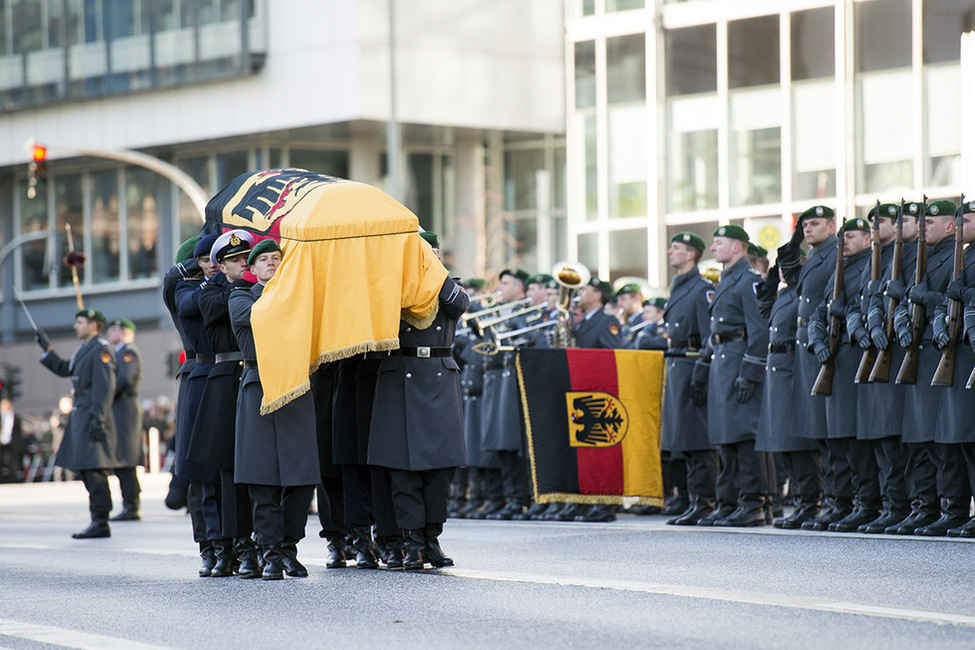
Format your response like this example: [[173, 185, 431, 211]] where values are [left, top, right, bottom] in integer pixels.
[[417, 346, 431, 358]]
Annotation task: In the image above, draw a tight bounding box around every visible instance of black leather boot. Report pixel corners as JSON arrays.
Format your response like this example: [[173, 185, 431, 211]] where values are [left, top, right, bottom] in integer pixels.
[[661, 494, 690, 517], [892, 494, 940, 534], [714, 496, 767, 527], [280, 541, 308, 577], [829, 498, 882, 532], [916, 497, 971, 537], [554, 502, 587, 521], [518, 501, 547, 521], [324, 535, 348, 568], [236, 538, 262, 578], [860, 503, 910, 534], [402, 529, 425, 571], [261, 545, 284, 580], [697, 503, 736, 526], [666, 499, 696, 525], [947, 516, 975, 538], [471, 499, 504, 519], [536, 501, 564, 520], [884, 500, 920, 534], [110, 505, 141, 521], [670, 497, 716, 526], [351, 526, 379, 569], [377, 536, 405, 569], [72, 519, 110, 539], [485, 499, 524, 520], [210, 538, 236, 577], [806, 497, 854, 531], [424, 524, 454, 568], [198, 541, 216, 577], [575, 504, 617, 522], [776, 499, 822, 530], [454, 499, 482, 519]]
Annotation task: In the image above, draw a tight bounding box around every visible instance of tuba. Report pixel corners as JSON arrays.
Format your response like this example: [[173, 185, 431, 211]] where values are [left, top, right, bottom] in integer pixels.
[[550, 260, 591, 348]]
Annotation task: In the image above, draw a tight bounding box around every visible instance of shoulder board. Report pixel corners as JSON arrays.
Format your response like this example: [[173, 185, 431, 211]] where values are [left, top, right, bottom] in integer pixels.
[[748, 268, 762, 276]]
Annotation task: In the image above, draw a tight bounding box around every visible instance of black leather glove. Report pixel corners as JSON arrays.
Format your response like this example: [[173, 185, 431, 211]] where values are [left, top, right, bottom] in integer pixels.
[[846, 312, 870, 348], [35, 329, 52, 352], [946, 278, 968, 302], [756, 267, 779, 303], [809, 341, 831, 364], [932, 313, 950, 350], [828, 296, 846, 318], [885, 279, 906, 300], [894, 308, 913, 348], [89, 420, 105, 443], [864, 279, 882, 297], [907, 281, 930, 307], [691, 380, 708, 408], [734, 376, 755, 403], [790, 223, 805, 248], [869, 325, 889, 350]]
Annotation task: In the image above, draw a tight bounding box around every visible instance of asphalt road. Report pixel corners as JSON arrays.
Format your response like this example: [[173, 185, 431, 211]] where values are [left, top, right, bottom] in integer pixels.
[[1, 473, 974, 649]]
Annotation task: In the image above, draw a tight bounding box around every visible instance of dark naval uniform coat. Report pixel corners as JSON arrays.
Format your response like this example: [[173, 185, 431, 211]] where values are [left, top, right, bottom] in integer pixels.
[[896, 236, 955, 444], [809, 247, 870, 439], [174, 276, 219, 483], [111, 342, 143, 467], [704, 257, 768, 445], [368, 278, 470, 471], [229, 283, 321, 486], [792, 235, 837, 439], [574, 309, 623, 349], [660, 268, 713, 452], [454, 327, 494, 468], [43, 337, 121, 472], [163, 264, 197, 468], [934, 242, 975, 445], [188, 272, 253, 471], [481, 309, 529, 453], [756, 285, 817, 452]]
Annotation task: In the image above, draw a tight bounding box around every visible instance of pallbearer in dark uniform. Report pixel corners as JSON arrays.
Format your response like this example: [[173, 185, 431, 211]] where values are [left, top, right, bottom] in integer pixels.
[[105, 317, 143, 522], [694, 225, 769, 527], [851, 205, 909, 533], [368, 233, 469, 570], [229, 239, 320, 580], [659, 232, 717, 526], [190, 229, 259, 577], [35, 308, 121, 539], [174, 234, 225, 575], [808, 218, 879, 532], [895, 200, 970, 536], [936, 200, 975, 537]]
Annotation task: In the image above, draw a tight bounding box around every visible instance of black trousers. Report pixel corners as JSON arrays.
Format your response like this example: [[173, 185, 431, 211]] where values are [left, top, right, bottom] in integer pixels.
[[316, 476, 347, 540], [715, 446, 740, 507], [388, 467, 452, 531], [248, 483, 315, 546], [480, 465, 505, 502], [197, 479, 223, 541], [114, 466, 141, 509], [718, 440, 769, 504], [849, 438, 881, 502], [872, 437, 908, 508], [496, 450, 525, 503], [186, 480, 207, 543], [684, 449, 718, 501], [781, 449, 823, 503], [961, 443, 975, 500], [662, 451, 688, 500], [80, 469, 112, 522], [904, 442, 939, 506], [823, 438, 855, 500], [934, 442, 973, 500], [219, 468, 253, 539], [370, 466, 400, 538]]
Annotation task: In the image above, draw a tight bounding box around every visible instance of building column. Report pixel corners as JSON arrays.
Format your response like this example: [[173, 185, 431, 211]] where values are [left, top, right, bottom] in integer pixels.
[[452, 135, 486, 280]]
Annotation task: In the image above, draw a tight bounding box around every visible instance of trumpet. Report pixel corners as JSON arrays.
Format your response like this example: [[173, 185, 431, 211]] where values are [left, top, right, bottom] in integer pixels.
[[468, 291, 501, 308], [460, 296, 531, 327], [627, 318, 659, 334], [471, 302, 547, 333]]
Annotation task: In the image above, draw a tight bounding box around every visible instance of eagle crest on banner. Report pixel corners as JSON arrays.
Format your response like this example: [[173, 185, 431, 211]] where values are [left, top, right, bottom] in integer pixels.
[[566, 392, 629, 448]]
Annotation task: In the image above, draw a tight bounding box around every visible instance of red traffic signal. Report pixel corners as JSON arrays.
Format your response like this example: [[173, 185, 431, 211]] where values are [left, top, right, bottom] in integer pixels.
[[31, 144, 47, 162]]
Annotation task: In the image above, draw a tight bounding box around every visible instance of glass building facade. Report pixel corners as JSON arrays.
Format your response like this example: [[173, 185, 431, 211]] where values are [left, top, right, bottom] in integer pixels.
[[566, 0, 973, 292]]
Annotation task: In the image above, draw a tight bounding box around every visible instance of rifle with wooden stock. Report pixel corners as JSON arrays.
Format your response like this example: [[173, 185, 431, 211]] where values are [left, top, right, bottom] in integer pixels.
[[811, 231, 845, 396], [869, 200, 904, 383], [932, 195, 965, 387], [855, 201, 882, 383], [896, 195, 928, 384]]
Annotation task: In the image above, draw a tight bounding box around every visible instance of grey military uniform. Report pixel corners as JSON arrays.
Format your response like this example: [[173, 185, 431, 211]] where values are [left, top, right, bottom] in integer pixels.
[[112, 342, 143, 467]]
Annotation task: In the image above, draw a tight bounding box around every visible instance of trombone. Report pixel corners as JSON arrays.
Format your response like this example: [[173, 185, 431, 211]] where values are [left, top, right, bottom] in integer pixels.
[[472, 318, 560, 356], [460, 296, 531, 327], [468, 290, 501, 308], [470, 301, 547, 335]]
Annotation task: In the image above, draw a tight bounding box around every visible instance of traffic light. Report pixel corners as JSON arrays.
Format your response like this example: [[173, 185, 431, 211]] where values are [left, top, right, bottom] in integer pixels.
[[27, 143, 47, 200], [2, 365, 22, 400]]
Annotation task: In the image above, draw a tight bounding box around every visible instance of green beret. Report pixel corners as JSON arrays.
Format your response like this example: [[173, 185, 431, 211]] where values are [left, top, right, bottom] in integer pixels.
[[464, 278, 488, 290], [175, 236, 202, 264], [903, 201, 923, 218], [615, 283, 642, 298], [500, 268, 531, 287], [76, 308, 106, 325], [747, 243, 768, 257], [420, 231, 440, 249], [247, 239, 281, 266], [110, 317, 137, 332], [671, 231, 706, 251], [713, 224, 750, 243], [587, 277, 613, 296], [528, 273, 557, 289], [797, 205, 835, 222], [643, 297, 666, 309], [962, 200, 975, 214], [867, 203, 899, 220], [926, 200, 956, 217], [840, 217, 870, 233]]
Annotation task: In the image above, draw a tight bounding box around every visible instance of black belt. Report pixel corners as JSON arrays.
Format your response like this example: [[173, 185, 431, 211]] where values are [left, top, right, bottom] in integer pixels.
[[389, 346, 451, 358], [768, 342, 796, 355], [713, 329, 746, 344], [797, 317, 809, 327], [668, 337, 700, 350], [242, 359, 258, 369], [196, 353, 215, 364], [363, 351, 390, 360], [215, 351, 243, 363]]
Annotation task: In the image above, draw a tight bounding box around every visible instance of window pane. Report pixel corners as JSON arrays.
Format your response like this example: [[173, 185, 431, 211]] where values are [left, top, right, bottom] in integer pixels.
[[14, 0, 43, 53], [405, 153, 434, 230], [215, 151, 249, 188], [925, 65, 961, 186], [729, 15, 779, 89], [126, 167, 160, 280], [791, 8, 833, 81], [858, 70, 912, 193], [55, 174, 85, 288], [666, 25, 716, 96], [607, 0, 644, 10], [793, 79, 836, 200], [609, 228, 647, 281], [177, 157, 209, 244], [607, 34, 646, 104], [667, 128, 718, 212], [609, 104, 647, 218], [90, 170, 120, 284], [105, 0, 136, 39], [730, 127, 781, 206], [583, 114, 598, 220], [511, 218, 538, 273], [504, 149, 545, 212], [20, 186, 49, 291], [578, 232, 598, 274], [575, 41, 596, 108], [441, 154, 455, 241], [923, 0, 975, 64], [856, 0, 911, 72], [554, 147, 567, 210], [290, 149, 349, 179]]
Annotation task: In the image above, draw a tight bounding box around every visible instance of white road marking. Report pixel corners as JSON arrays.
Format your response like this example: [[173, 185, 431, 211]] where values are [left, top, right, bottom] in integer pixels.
[[0, 620, 171, 650], [446, 569, 975, 627]]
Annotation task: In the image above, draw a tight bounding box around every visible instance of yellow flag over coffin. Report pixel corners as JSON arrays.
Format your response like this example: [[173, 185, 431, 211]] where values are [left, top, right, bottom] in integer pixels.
[[204, 169, 447, 413]]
